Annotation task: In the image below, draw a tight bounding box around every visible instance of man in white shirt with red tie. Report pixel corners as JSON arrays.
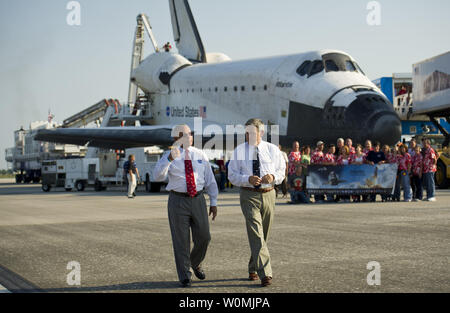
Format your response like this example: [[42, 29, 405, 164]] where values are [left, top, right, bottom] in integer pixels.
[[153, 124, 218, 288], [228, 118, 286, 287]]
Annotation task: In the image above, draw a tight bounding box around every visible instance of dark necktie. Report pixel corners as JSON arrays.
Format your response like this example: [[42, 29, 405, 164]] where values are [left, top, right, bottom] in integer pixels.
[[253, 147, 261, 189]]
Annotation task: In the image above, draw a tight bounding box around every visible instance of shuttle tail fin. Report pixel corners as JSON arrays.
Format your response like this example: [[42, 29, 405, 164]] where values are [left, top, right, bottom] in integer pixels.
[[169, 0, 206, 63]]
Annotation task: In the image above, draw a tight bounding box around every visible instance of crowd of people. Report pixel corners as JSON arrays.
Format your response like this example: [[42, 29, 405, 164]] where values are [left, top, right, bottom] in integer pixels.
[[284, 137, 439, 204]]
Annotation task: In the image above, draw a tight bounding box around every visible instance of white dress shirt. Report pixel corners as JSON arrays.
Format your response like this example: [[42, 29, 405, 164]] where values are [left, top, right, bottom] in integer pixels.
[[228, 141, 286, 188], [153, 146, 218, 206]]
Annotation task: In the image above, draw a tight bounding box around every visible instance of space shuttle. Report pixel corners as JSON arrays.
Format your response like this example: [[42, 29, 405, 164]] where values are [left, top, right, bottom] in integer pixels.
[[35, 0, 402, 149]]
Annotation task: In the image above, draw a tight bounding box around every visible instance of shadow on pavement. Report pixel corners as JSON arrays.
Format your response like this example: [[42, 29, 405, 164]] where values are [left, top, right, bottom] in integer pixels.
[[38, 278, 258, 292]]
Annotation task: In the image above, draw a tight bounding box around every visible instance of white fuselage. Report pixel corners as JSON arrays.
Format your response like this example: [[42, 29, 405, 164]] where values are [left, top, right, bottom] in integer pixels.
[[133, 49, 400, 145]]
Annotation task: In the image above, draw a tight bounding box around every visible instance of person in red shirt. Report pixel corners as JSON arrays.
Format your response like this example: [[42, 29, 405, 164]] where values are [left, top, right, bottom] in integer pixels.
[[422, 139, 437, 201], [349, 144, 366, 203], [336, 146, 351, 203], [323, 144, 337, 202], [323, 145, 337, 165], [398, 85, 408, 96], [337, 146, 350, 165], [311, 141, 325, 165], [382, 145, 397, 202], [311, 141, 325, 203], [411, 146, 423, 201], [396, 145, 412, 202], [288, 141, 301, 176], [382, 145, 396, 164]]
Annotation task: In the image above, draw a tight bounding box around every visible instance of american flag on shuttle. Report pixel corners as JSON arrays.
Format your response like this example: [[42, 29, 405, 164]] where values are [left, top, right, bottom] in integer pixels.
[[199, 106, 207, 118]]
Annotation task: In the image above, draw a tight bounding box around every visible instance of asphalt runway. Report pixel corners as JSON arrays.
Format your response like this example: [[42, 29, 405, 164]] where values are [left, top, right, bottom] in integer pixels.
[[0, 179, 449, 293]]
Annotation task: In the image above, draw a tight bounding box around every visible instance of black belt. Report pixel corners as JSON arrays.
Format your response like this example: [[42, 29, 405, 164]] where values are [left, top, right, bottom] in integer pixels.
[[170, 190, 204, 198], [241, 187, 274, 194]]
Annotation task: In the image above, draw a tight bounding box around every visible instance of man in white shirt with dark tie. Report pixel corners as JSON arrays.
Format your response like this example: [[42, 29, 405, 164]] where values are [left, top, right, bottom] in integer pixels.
[[228, 118, 286, 287], [153, 124, 218, 288]]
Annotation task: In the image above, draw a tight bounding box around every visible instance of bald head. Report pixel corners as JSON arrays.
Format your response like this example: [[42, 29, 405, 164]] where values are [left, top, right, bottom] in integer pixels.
[[171, 124, 193, 148]]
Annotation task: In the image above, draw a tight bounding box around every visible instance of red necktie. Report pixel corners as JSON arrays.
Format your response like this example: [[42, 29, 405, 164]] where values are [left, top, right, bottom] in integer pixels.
[[184, 149, 197, 197]]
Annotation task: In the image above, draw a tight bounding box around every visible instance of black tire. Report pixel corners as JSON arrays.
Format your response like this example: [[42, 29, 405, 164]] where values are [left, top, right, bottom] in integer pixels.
[[42, 184, 51, 192], [76, 181, 85, 192], [15, 174, 23, 184], [94, 180, 102, 192], [65, 188, 72, 192], [24, 176, 32, 184], [145, 175, 151, 192], [436, 161, 449, 189]]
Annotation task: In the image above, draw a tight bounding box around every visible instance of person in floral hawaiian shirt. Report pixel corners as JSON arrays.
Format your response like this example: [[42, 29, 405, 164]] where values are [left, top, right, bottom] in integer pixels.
[[396, 144, 413, 202], [311, 141, 325, 203], [422, 139, 438, 202], [411, 145, 423, 201], [383, 145, 398, 202], [288, 141, 302, 176], [336, 146, 351, 203], [324, 145, 337, 165]]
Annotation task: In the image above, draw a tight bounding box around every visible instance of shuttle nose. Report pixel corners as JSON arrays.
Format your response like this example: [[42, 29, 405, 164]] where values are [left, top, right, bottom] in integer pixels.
[[342, 93, 401, 145], [371, 114, 402, 145]]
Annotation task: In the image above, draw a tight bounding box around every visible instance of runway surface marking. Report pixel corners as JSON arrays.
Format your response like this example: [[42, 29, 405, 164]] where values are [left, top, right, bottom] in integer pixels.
[[0, 283, 10, 293]]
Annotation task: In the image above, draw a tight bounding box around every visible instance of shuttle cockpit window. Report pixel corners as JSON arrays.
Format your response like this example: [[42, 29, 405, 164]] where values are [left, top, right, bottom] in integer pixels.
[[309, 60, 324, 77], [345, 60, 357, 72], [325, 60, 339, 72], [296, 61, 312, 76], [296, 59, 325, 78], [321, 53, 366, 75], [354, 62, 365, 75]]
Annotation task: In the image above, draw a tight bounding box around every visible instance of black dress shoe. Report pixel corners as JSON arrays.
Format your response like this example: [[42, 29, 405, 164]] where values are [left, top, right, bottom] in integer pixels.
[[193, 267, 206, 280], [181, 279, 192, 287]]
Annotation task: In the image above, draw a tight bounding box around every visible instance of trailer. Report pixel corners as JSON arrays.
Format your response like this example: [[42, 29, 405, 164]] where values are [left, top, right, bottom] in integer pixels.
[[412, 51, 450, 188]]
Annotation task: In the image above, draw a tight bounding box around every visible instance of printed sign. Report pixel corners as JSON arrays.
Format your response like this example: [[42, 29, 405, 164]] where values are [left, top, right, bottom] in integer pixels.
[[306, 164, 398, 195]]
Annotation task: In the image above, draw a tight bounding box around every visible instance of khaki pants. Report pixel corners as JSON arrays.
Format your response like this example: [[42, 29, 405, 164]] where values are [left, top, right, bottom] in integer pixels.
[[240, 188, 275, 279], [127, 173, 137, 197], [168, 192, 211, 282]]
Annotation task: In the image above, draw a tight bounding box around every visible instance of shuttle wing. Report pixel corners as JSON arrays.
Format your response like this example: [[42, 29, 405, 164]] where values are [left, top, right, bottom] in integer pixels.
[[34, 126, 174, 149], [169, 0, 206, 63]]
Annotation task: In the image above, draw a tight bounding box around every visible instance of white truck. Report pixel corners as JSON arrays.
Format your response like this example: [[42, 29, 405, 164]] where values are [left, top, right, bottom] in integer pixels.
[[41, 152, 123, 192], [125, 146, 167, 192], [41, 147, 167, 193], [41, 158, 100, 192], [6, 121, 87, 184], [412, 51, 450, 188]]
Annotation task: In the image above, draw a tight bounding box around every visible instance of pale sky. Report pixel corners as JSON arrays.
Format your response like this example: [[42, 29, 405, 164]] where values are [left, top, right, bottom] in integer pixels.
[[1, 0, 450, 169]]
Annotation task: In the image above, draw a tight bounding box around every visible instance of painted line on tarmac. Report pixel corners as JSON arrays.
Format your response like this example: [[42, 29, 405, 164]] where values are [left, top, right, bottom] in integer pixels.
[[0, 265, 42, 293], [0, 283, 10, 293]]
